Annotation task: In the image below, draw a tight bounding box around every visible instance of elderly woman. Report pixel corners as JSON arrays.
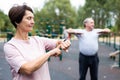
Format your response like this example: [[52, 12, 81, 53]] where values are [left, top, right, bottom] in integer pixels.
[[4, 4, 71, 80]]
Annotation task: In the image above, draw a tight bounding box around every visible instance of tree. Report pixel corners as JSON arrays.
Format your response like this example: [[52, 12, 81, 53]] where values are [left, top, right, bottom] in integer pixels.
[[0, 10, 12, 32], [77, 0, 112, 29], [34, 0, 77, 34], [110, 0, 120, 31]]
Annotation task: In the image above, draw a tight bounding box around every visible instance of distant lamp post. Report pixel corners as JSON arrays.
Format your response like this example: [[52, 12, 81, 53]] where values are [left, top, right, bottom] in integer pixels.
[[55, 8, 63, 61], [55, 8, 59, 16], [92, 10, 95, 18], [46, 20, 52, 38]]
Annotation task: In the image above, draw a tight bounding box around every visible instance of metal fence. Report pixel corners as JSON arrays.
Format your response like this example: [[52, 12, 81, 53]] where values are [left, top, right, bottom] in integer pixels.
[[99, 32, 120, 67]]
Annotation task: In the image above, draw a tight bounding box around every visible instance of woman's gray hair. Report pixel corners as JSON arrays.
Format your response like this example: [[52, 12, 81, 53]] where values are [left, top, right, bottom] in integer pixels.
[[83, 17, 94, 27]]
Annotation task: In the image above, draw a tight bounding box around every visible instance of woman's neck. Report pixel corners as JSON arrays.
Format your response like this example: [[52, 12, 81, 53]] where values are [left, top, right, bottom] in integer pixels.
[[14, 30, 29, 40]]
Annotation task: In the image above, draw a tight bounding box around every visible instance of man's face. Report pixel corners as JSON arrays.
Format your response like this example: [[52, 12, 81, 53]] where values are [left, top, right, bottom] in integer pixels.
[[85, 19, 94, 30]]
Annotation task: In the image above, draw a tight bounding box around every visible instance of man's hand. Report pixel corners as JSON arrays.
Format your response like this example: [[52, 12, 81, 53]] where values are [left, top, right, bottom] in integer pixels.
[[66, 28, 82, 35], [103, 28, 111, 33], [98, 28, 111, 34], [66, 28, 75, 34]]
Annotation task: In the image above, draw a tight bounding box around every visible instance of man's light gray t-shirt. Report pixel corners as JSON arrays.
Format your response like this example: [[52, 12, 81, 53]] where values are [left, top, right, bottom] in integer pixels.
[[75, 29, 102, 56]]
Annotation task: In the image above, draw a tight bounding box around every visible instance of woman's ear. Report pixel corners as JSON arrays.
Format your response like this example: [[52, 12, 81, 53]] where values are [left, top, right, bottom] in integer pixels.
[[15, 22, 19, 25]]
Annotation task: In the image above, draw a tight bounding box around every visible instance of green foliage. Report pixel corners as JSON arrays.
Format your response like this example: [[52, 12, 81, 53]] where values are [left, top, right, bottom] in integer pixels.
[[111, 26, 118, 32], [77, 0, 111, 28], [77, 0, 120, 32], [0, 10, 13, 32], [1, 0, 120, 34], [34, 0, 77, 34]]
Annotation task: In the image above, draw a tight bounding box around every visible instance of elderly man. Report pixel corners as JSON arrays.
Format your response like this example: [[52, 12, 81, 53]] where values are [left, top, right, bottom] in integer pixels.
[[67, 17, 110, 80]]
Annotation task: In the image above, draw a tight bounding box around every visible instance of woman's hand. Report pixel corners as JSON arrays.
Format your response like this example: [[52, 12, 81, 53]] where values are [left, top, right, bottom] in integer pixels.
[[60, 39, 71, 52], [48, 45, 62, 57]]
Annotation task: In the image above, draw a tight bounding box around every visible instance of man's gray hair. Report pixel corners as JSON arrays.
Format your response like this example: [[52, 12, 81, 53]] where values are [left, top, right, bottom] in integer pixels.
[[83, 17, 94, 27]]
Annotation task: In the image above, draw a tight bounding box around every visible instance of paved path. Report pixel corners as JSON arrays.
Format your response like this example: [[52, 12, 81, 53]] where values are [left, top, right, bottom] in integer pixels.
[[48, 40, 120, 80], [0, 40, 120, 80], [0, 42, 12, 80]]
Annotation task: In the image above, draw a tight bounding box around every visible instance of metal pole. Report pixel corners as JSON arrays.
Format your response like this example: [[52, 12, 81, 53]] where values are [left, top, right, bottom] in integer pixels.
[[106, 34, 109, 45], [118, 33, 120, 67], [113, 33, 116, 50], [108, 33, 111, 46], [103, 35, 105, 43]]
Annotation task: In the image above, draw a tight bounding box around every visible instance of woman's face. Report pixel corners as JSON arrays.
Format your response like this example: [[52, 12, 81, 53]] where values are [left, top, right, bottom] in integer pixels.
[[17, 10, 34, 32]]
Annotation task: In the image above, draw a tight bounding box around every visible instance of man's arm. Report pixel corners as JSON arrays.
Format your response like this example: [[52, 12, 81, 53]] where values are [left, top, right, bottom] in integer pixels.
[[98, 28, 111, 34], [66, 28, 82, 34]]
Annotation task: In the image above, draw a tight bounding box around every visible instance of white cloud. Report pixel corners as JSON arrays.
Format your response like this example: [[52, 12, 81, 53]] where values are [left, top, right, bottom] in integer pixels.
[[0, 0, 45, 14], [70, 0, 85, 9], [0, 0, 85, 14]]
